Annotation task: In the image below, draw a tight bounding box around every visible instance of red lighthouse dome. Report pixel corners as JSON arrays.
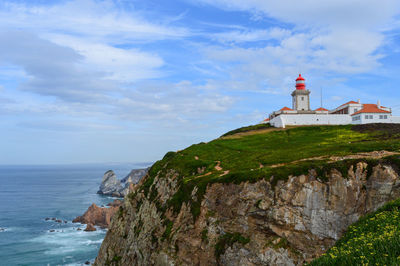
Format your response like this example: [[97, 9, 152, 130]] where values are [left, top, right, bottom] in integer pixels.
[[295, 74, 306, 90]]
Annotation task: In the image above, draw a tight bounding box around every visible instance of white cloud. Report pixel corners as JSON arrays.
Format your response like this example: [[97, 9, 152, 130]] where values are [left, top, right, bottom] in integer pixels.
[[48, 35, 165, 82], [190, 0, 400, 95], [193, 0, 400, 30], [212, 27, 291, 43], [0, 0, 189, 43]]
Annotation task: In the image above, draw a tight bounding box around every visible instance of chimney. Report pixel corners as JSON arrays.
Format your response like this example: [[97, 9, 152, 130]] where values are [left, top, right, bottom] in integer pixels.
[[357, 99, 361, 104], [377, 100, 381, 108]]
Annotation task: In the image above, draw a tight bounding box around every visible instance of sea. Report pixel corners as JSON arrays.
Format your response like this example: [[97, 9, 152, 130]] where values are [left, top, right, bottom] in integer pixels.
[[0, 162, 151, 266]]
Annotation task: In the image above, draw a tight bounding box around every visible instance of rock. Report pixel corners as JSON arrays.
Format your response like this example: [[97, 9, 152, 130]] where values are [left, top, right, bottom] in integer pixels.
[[97, 170, 123, 196], [77, 228, 82, 231], [51, 217, 56, 221], [64, 220, 68, 223], [45, 217, 50, 221], [85, 261, 91, 265], [107, 199, 123, 207], [121, 168, 149, 184], [94, 162, 400, 266], [73, 201, 122, 228], [84, 223, 96, 232], [97, 168, 149, 197], [49, 229, 55, 232], [55, 219, 62, 223], [0, 228, 5, 232]]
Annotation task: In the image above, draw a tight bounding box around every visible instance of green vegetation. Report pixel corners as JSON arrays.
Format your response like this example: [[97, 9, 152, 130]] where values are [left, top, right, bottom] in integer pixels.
[[266, 237, 289, 250], [201, 228, 208, 242], [162, 219, 173, 240], [309, 198, 400, 266], [221, 123, 272, 137], [111, 255, 122, 263], [215, 232, 250, 261], [118, 206, 125, 218], [132, 124, 400, 221], [105, 255, 122, 265]]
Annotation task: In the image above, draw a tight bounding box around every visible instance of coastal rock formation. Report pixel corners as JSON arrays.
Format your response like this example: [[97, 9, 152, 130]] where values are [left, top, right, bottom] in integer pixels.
[[73, 200, 122, 229], [97, 170, 123, 197], [84, 223, 97, 232], [95, 162, 400, 265], [97, 169, 148, 197]]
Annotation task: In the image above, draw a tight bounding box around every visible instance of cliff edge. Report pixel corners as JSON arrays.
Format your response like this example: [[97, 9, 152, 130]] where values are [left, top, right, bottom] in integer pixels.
[[94, 124, 400, 265]]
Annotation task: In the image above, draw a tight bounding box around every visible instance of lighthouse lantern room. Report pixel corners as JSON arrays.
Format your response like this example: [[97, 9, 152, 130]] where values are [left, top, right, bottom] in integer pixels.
[[291, 74, 311, 111]]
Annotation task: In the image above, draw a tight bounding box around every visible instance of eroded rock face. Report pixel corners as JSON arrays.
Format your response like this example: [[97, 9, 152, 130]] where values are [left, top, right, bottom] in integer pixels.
[[98, 170, 123, 196], [94, 163, 400, 265], [73, 200, 122, 229], [97, 169, 149, 197]]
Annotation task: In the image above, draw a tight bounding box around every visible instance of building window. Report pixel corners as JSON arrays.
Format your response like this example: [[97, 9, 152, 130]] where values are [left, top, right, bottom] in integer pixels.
[[384, 115, 388, 119], [365, 115, 368, 119], [301, 97, 304, 101], [379, 115, 383, 119], [370, 115, 373, 119], [354, 108, 358, 112]]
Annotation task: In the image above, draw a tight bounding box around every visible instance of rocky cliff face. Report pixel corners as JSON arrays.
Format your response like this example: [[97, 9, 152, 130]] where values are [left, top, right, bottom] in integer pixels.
[[94, 161, 400, 265], [97, 169, 148, 197], [73, 200, 123, 229]]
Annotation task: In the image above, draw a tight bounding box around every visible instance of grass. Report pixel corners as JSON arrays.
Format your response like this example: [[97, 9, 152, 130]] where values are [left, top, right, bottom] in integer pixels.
[[221, 123, 272, 137], [132, 124, 400, 221], [309, 198, 400, 266]]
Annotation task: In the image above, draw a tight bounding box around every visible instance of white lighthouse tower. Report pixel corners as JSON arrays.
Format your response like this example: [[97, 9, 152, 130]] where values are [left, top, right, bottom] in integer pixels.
[[291, 74, 311, 111]]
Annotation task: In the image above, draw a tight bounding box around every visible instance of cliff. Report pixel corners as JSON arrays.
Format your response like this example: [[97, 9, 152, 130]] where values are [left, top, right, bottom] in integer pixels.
[[98, 168, 148, 197], [94, 124, 400, 265]]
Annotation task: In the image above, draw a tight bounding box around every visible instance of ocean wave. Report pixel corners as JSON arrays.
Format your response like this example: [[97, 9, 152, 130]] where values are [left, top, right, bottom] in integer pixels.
[[0, 226, 25, 232], [29, 226, 106, 256]]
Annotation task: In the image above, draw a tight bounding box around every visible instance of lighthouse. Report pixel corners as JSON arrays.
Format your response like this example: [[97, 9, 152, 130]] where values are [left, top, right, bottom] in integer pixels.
[[291, 74, 311, 111]]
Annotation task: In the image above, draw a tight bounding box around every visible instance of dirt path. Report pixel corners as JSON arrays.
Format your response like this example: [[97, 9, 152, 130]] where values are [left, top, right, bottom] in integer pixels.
[[270, 150, 400, 168]]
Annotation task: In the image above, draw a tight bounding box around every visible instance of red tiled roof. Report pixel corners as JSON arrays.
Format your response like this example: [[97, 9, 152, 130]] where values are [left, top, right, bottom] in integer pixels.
[[280, 106, 293, 111], [264, 118, 270, 121], [351, 104, 391, 116], [315, 107, 329, 111], [339, 101, 359, 107]]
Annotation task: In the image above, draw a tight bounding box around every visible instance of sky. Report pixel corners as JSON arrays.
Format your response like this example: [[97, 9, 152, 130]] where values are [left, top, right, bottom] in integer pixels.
[[1, 0, 400, 164]]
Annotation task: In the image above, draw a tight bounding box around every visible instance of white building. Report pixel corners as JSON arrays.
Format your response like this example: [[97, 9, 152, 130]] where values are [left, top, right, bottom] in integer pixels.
[[265, 74, 400, 128]]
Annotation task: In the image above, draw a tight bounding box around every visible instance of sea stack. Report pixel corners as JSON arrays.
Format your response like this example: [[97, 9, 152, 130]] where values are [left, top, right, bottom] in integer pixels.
[[97, 168, 149, 197]]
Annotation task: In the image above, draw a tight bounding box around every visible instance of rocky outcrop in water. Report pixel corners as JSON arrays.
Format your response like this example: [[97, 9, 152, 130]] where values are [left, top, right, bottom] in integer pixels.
[[94, 161, 400, 265], [84, 223, 97, 232], [73, 200, 122, 229], [97, 168, 148, 197]]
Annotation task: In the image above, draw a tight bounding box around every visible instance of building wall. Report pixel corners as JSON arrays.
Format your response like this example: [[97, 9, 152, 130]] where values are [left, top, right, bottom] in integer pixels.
[[294, 95, 309, 111], [349, 105, 362, 115], [331, 104, 362, 115], [270, 114, 352, 128], [356, 113, 391, 124]]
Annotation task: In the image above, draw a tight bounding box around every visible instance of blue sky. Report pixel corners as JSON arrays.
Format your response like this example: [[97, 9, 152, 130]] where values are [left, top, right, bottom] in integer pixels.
[[1, 0, 400, 164]]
